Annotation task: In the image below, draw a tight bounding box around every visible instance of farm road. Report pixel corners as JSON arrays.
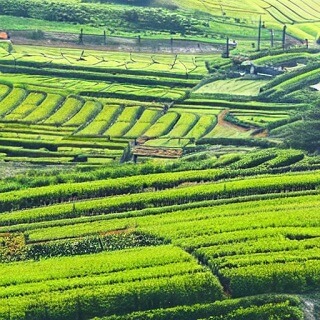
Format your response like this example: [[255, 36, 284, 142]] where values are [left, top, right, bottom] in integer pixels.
[[10, 30, 223, 54]]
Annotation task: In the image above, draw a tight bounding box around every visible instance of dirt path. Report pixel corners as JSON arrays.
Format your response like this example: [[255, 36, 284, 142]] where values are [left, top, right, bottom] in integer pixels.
[[301, 295, 320, 320], [11, 34, 223, 54], [217, 109, 248, 132], [217, 110, 268, 137]]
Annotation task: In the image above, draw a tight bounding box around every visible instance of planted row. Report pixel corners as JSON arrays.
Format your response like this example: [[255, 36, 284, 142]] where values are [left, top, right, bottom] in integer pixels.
[[0, 272, 222, 320], [1, 171, 320, 223], [0, 245, 223, 319], [222, 260, 320, 297], [101, 295, 302, 320]]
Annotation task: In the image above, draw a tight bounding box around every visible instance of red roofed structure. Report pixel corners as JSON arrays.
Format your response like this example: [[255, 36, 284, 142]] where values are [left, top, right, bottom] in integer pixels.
[[0, 32, 9, 40]]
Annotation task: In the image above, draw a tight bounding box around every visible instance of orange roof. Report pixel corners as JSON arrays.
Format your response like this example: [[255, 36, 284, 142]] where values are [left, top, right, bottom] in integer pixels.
[[0, 32, 8, 40]]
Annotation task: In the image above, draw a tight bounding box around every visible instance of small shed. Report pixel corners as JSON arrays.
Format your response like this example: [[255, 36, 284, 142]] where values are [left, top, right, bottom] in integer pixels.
[[310, 83, 320, 91], [240, 61, 284, 76], [0, 32, 9, 40]]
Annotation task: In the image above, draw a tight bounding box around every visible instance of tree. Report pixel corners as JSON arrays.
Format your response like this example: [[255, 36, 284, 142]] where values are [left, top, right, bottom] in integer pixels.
[[285, 106, 320, 153]]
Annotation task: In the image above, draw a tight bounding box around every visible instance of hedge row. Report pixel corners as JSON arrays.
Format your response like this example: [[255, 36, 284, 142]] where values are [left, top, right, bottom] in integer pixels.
[[196, 137, 277, 148], [101, 295, 302, 320], [0, 0, 200, 34], [0, 273, 224, 320], [1, 163, 315, 213], [182, 98, 298, 111], [259, 62, 320, 97], [0, 59, 202, 80], [1, 171, 319, 225], [222, 260, 320, 297], [27, 231, 166, 260], [0, 64, 196, 88], [0, 137, 58, 151]]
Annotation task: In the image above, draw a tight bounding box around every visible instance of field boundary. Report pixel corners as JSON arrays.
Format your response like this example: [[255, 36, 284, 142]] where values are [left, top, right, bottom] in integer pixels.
[[9, 29, 224, 54]]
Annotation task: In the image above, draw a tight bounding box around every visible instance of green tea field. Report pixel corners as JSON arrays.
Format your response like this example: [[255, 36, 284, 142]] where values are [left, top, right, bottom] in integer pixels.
[[0, 149, 319, 319], [0, 0, 319, 319]]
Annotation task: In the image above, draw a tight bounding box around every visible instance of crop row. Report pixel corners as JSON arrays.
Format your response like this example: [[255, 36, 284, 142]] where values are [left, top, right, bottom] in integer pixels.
[[14, 191, 317, 240], [44, 95, 85, 126], [0, 245, 223, 319], [144, 112, 180, 137], [3, 92, 45, 121], [259, 62, 320, 100], [0, 148, 226, 192], [181, 97, 302, 112], [141, 196, 320, 246], [0, 85, 103, 128], [0, 272, 222, 320], [0, 82, 219, 142], [26, 231, 166, 260], [124, 109, 161, 138], [222, 260, 320, 297], [265, 0, 320, 22], [0, 83, 11, 99], [1, 167, 319, 213], [196, 238, 320, 262], [0, 63, 197, 89], [1, 172, 319, 228], [0, 145, 313, 194], [78, 105, 123, 135], [0, 262, 208, 300], [100, 294, 302, 320], [104, 106, 143, 137], [0, 167, 223, 212], [268, 67, 320, 100], [0, 135, 125, 158], [166, 113, 199, 138], [23, 93, 64, 123], [1, 49, 207, 78], [184, 115, 217, 139], [63, 100, 102, 127], [230, 149, 305, 169], [0, 87, 26, 116], [0, 245, 194, 284], [13, 192, 317, 306]]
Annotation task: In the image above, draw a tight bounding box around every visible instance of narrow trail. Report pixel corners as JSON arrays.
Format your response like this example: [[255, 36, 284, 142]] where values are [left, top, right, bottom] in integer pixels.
[[11, 36, 223, 54], [217, 109, 248, 132], [301, 296, 320, 320], [303, 299, 316, 320]]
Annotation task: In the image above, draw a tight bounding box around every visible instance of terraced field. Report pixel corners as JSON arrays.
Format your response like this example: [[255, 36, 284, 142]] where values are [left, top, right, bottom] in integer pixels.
[[0, 46, 211, 162], [194, 79, 269, 96], [0, 149, 319, 319], [0, 0, 318, 45], [176, 0, 320, 40], [0, 1, 320, 317], [0, 44, 318, 162]]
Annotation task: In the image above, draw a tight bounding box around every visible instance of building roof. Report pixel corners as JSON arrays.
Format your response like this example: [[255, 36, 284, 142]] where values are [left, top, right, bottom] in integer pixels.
[[310, 83, 320, 91], [0, 32, 9, 40]]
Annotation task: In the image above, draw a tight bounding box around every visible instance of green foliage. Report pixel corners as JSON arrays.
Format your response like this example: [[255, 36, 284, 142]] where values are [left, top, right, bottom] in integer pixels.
[[206, 302, 303, 320], [271, 106, 320, 153], [259, 62, 320, 101], [229, 149, 277, 169], [27, 231, 166, 259], [0, 87, 26, 116], [222, 261, 320, 297], [197, 137, 276, 148], [0, 233, 27, 262], [0, 4, 320, 318], [1, 170, 319, 226], [265, 150, 304, 168], [97, 295, 302, 320], [0, 246, 224, 319], [0, 0, 201, 34]]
